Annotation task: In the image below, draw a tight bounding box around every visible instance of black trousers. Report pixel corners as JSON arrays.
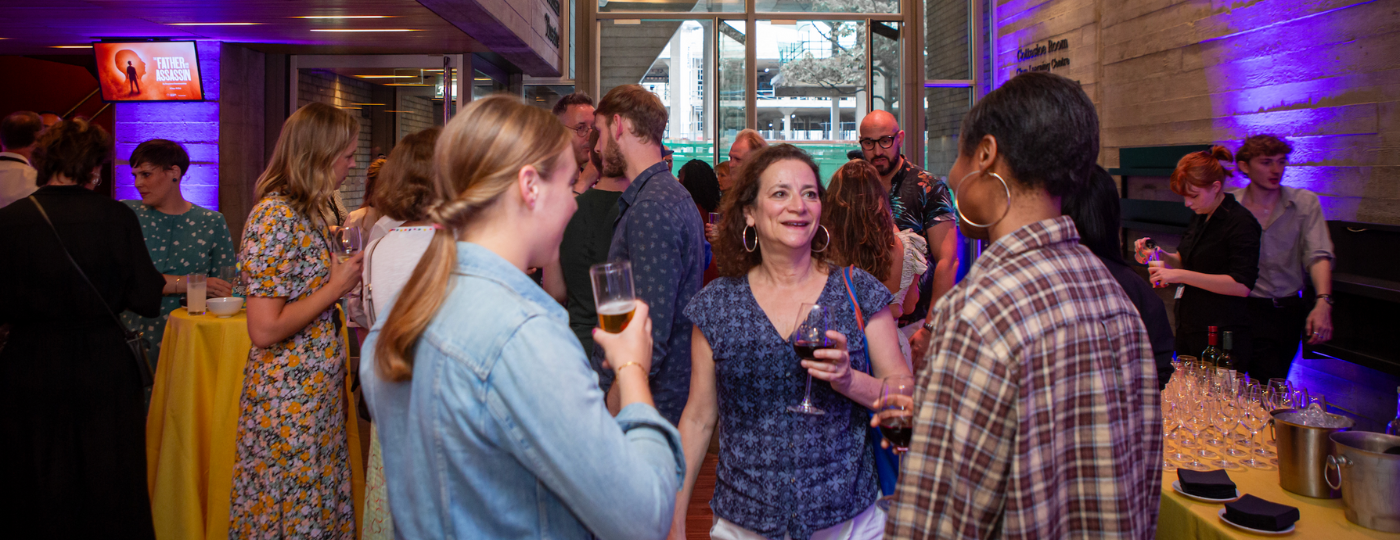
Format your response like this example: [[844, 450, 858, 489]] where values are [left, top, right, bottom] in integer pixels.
[[1247, 297, 1309, 383]]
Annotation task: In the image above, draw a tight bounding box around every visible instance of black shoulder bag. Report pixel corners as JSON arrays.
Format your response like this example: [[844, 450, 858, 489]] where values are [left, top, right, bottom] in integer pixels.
[[29, 196, 155, 388]]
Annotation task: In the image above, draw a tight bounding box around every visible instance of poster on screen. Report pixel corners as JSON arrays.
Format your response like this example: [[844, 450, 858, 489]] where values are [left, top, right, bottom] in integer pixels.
[[94, 41, 205, 102]]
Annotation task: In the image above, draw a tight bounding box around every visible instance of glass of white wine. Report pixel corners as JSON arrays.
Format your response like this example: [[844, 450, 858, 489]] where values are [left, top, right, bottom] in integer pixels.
[[590, 260, 636, 333]]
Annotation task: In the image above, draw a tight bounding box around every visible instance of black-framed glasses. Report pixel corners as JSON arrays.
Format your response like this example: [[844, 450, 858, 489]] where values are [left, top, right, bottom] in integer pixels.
[[859, 136, 895, 149], [571, 124, 593, 138]]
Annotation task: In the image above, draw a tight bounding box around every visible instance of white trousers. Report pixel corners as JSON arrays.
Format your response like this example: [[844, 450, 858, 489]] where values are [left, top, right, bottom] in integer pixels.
[[710, 502, 886, 540]]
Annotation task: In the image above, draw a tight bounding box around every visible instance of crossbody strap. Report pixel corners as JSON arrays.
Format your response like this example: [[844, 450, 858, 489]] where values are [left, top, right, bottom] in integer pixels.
[[361, 235, 383, 327], [29, 196, 135, 337], [840, 266, 872, 376]]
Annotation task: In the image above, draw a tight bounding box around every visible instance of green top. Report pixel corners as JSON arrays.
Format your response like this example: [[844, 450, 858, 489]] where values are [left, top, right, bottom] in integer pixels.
[[119, 200, 235, 368]]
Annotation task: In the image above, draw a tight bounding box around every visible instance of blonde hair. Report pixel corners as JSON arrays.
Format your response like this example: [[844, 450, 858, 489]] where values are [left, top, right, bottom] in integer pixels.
[[374, 95, 572, 381], [255, 102, 361, 233]]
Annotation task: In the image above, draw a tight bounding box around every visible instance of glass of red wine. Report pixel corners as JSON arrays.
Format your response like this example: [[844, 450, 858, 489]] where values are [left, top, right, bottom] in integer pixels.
[[878, 375, 916, 452], [788, 303, 831, 415]]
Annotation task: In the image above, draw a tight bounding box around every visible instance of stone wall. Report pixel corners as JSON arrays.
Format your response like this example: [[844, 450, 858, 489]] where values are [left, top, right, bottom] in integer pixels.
[[298, 69, 375, 211], [994, 0, 1400, 224]]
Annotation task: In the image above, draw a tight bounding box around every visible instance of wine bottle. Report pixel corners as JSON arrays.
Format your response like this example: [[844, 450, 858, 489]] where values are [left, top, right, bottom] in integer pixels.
[[1201, 326, 1223, 374], [1219, 330, 1237, 388], [1387, 386, 1400, 436]]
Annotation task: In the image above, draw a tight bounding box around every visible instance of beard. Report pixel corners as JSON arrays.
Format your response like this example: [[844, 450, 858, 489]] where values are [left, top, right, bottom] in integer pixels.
[[871, 154, 896, 175], [601, 138, 628, 178]]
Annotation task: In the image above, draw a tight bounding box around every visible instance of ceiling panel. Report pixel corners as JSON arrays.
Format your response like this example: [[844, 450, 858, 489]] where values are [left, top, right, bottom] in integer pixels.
[[0, 0, 486, 56]]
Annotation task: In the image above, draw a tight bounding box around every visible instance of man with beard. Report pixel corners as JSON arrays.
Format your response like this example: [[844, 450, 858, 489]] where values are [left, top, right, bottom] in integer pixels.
[[543, 127, 633, 367], [553, 92, 601, 194], [859, 110, 959, 364], [592, 84, 706, 424]]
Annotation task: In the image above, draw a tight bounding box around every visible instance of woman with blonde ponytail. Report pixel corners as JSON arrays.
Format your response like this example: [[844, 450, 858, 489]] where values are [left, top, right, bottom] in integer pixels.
[[1134, 144, 1261, 366], [230, 102, 365, 538], [360, 95, 682, 539]]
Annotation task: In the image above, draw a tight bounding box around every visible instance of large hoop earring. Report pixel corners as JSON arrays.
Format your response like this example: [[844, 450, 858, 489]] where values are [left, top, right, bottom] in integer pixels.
[[811, 225, 830, 253], [742, 225, 758, 253], [951, 169, 1012, 229]]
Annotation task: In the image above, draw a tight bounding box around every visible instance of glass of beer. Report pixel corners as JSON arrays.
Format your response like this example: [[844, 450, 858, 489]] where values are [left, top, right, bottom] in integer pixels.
[[788, 303, 831, 415], [590, 260, 636, 333], [878, 374, 916, 452]]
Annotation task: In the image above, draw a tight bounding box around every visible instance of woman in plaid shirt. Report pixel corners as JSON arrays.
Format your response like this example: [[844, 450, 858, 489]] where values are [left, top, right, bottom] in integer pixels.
[[880, 72, 1163, 540]]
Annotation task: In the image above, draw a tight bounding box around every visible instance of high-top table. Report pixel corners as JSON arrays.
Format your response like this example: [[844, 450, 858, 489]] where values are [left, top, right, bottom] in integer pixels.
[[145, 308, 364, 540]]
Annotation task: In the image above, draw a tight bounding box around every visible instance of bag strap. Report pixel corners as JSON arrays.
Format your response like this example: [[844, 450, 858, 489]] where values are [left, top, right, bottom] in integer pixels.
[[362, 234, 383, 327], [29, 196, 136, 337], [840, 265, 873, 376]]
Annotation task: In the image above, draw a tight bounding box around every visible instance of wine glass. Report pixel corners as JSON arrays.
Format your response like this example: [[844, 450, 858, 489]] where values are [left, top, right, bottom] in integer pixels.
[[878, 375, 916, 453], [1207, 400, 1243, 470], [1237, 386, 1275, 469], [337, 226, 363, 261], [1220, 400, 1252, 458], [788, 303, 832, 415]]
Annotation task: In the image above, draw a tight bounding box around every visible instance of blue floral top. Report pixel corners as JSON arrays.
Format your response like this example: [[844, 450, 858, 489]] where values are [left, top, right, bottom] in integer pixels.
[[683, 266, 892, 540]]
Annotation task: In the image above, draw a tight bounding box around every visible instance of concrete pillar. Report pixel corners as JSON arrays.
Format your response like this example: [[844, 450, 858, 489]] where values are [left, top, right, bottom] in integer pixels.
[[669, 30, 685, 140], [829, 94, 840, 141]]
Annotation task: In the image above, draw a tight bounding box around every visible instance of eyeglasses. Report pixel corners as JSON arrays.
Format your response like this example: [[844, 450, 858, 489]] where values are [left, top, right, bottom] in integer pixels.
[[571, 124, 593, 138], [859, 136, 895, 149]]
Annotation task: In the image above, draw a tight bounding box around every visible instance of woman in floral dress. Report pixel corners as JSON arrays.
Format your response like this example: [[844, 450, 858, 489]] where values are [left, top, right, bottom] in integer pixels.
[[230, 102, 364, 539]]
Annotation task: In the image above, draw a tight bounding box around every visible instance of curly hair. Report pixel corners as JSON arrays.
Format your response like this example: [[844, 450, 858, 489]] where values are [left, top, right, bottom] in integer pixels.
[[713, 144, 829, 277], [1170, 145, 1233, 196], [32, 117, 112, 186], [822, 160, 896, 281], [373, 127, 442, 222], [1235, 134, 1293, 165]]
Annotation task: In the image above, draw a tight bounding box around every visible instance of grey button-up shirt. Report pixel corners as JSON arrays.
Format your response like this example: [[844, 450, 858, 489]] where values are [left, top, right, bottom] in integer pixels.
[[595, 160, 706, 424], [1229, 186, 1334, 299]]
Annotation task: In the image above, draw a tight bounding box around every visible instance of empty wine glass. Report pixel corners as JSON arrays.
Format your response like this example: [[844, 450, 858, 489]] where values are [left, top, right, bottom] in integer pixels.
[[1237, 386, 1275, 469], [1207, 401, 1243, 470], [787, 303, 831, 416]]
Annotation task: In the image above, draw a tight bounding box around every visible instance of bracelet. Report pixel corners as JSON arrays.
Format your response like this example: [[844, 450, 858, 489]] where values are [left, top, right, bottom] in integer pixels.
[[1316, 294, 1334, 305], [615, 361, 646, 375]]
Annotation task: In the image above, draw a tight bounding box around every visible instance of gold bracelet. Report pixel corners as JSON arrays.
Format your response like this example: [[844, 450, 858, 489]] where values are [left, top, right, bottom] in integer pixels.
[[615, 361, 645, 375]]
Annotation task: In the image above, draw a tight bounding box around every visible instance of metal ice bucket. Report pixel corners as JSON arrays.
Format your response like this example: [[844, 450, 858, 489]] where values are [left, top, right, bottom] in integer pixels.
[[1327, 431, 1400, 533], [1270, 408, 1352, 498]]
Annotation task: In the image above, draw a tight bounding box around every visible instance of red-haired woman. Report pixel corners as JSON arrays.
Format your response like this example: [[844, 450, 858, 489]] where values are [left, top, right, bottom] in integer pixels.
[[1134, 146, 1261, 368]]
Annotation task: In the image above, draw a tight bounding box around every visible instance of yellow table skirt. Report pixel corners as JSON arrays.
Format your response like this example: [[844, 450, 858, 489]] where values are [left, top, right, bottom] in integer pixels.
[[1157, 445, 1400, 539], [146, 308, 363, 540]]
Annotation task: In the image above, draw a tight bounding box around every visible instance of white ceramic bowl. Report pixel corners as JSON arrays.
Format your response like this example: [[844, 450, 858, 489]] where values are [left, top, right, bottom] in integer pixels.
[[207, 296, 244, 318]]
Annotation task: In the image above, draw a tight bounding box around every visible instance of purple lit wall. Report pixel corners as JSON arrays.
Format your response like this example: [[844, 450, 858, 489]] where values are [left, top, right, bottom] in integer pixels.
[[993, 0, 1400, 224], [113, 41, 221, 211]]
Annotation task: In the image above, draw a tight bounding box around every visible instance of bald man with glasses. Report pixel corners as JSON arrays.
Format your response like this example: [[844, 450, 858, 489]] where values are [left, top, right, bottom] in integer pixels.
[[859, 110, 959, 365], [554, 92, 601, 194]]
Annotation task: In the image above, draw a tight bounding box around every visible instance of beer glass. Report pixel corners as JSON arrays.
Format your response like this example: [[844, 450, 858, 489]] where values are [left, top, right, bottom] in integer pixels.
[[590, 261, 636, 333], [787, 303, 831, 415], [187, 273, 207, 316], [878, 375, 916, 453]]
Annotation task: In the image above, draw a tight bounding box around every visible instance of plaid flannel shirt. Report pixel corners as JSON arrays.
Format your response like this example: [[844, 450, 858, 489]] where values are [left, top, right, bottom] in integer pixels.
[[886, 216, 1163, 540]]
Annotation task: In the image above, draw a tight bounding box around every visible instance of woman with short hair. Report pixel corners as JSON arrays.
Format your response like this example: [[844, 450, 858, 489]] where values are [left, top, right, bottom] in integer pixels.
[[0, 118, 165, 539], [229, 102, 366, 537], [120, 138, 236, 367], [361, 95, 682, 539], [670, 144, 911, 540]]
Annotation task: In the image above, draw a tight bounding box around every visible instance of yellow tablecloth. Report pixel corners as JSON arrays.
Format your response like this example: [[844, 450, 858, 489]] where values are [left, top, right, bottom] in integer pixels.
[[1157, 451, 1400, 539], [146, 308, 364, 540]]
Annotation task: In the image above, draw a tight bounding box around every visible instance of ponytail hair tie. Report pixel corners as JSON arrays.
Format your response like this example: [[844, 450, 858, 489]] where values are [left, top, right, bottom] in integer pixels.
[[432, 223, 446, 231]]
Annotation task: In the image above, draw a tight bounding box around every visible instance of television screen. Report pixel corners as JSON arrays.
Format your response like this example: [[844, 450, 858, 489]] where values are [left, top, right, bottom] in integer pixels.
[[94, 41, 204, 102]]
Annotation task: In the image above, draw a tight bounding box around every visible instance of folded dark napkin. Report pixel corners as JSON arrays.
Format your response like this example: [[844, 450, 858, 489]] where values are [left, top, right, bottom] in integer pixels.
[[1177, 469, 1236, 499], [1224, 494, 1300, 531]]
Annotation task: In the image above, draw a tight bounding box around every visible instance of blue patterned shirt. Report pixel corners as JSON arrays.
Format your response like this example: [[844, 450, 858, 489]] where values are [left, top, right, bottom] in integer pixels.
[[888, 158, 955, 323], [597, 160, 707, 424], [683, 266, 892, 540]]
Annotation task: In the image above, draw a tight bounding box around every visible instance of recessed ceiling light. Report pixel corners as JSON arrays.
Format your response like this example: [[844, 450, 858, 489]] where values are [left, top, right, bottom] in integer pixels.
[[51, 45, 92, 49], [294, 16, 391, 19], [170, 22, 261, 26], [349, 103, 386, 106], [310, 28, 418, 33], [356, 75, 418, 79], [339, 107, 362, 110], [382, 83, 434, 86]]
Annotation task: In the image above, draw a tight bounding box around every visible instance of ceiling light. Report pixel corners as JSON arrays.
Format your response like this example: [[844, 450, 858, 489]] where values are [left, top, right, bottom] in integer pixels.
[[339, 107, 362, 110], [310, 28, 418, 33], [170, 22, 261, 26], [294, 16, 391, 19], [349, 103, 386, 106], [356, 75, 418, 79], [51, 45, 92, 49], [382, 83, 433, 86], [384, 110, 410, 112]]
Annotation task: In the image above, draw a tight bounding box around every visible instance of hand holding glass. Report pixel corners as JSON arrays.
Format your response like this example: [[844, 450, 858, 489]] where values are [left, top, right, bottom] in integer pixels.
[[878, 375, 916, 453], [590, 261, 636, 333], [337, 227, 363, 262]]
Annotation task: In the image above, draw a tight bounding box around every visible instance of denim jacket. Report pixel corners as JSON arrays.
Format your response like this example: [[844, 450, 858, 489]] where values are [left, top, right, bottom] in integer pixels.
[[361, 242, 685, 539]]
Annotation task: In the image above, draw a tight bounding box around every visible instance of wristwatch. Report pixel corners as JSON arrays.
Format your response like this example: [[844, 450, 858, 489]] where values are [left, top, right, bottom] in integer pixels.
[[923, 319, 936, 332], [1316, 294, 1334, 305]]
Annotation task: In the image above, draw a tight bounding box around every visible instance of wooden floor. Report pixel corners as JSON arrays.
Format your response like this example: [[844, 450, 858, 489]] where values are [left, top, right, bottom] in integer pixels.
[[686, 453, 720, 540]]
